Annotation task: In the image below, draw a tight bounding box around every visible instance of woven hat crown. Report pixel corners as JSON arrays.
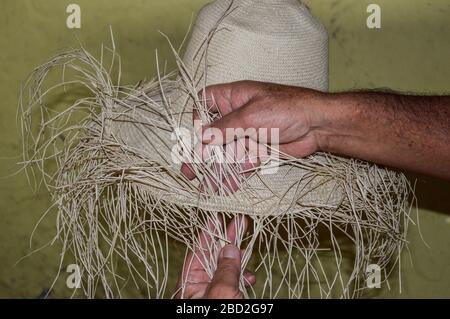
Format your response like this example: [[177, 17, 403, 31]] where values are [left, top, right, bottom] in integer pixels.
[[115, 0, 337, 214], [184, 0, 328, 91], [114, 0, 408, 273]]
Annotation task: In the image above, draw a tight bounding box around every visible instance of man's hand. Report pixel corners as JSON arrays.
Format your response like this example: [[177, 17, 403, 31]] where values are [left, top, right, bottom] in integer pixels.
[[187, 80, 327, 159], [175, 217, 256, 299], [180, 81, 330, 190], [181, 80, 450, 180], [205, 244, 245, 299]]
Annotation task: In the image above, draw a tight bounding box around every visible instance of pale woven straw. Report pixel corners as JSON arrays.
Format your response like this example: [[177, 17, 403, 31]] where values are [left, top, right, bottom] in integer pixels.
[[20, 0, 413, 299], [114, 0, 342, 215]]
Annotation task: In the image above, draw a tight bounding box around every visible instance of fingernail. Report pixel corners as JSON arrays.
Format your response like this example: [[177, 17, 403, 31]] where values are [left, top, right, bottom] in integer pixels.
[[223, 244, 239, 259], [202, 127, 214, 144]]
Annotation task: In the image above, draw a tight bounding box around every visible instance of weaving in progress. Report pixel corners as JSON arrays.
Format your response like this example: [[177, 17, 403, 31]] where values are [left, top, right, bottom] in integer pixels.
[[20, 0, 413, 298]]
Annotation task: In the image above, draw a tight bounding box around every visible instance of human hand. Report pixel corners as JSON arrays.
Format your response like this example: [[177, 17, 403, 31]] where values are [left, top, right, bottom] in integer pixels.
[[175, 217, 255, 299], [180, 81, 329, 191], [181, 81, 450, 181]]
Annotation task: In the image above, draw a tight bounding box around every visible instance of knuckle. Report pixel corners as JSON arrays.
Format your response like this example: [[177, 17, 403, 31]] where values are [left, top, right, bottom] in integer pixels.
[[236, 107, 251, 128], [216, 260, 240, 273]]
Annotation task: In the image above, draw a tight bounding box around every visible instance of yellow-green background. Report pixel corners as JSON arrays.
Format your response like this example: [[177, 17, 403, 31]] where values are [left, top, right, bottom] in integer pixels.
[[1, 0, 449, 298]]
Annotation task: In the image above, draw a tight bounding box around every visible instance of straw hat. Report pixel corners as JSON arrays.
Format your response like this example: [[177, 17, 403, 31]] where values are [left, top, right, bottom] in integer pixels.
[[112, 0, 343, 215], [21, 0, 412, 298]]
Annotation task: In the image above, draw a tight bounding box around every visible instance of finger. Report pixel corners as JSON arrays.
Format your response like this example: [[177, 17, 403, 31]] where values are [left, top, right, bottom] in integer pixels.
[[197, 215, 222, 252], [180, 144, 202, 181], [202, 108, 255, 145], [243, 270, 256, 287], [176, 252, 197, 293], [206, 244, 243, 299], [181, 140, 207, 180], [240, 248, 256, 287], [178, 250, 204, 290], [220, 171, 241, 195], [251, 139, 271, 164], [220, 139, 261, 195], [180, 162, 196, 180], [180, 215, 221, 276], [180, 109, 204, 180], [198, 83, 234, 115], [199, 161, 222, 194], [199, 81, 262, 115], [239, 137, 262, 173], [176, 215, 224, 297], [200, 137, 257, 195], [243, 137, 260, 165], [278, 137, 317, 158], [219, 140, 243, 195], [193, 106, 201, 122], [182, 137, 221, 182], [226, 216, 248, 245], [176, 282, 209, 299]]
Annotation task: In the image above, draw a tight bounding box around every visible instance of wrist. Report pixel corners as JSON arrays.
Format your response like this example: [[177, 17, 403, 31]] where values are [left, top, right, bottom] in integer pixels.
[[308, 91, 358, 154]]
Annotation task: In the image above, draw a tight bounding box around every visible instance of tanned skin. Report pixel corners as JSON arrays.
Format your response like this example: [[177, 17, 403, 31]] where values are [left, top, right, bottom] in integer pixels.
[[177, 81, 450, 299], [181, 81, 450, 180]]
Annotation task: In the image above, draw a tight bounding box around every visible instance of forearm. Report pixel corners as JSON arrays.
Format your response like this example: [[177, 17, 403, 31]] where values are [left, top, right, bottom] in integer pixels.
[[315, 91, 450, 179]]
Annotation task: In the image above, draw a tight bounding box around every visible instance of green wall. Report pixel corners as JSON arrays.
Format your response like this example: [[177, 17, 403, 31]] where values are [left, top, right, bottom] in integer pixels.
[[0, 0, 449, 298]]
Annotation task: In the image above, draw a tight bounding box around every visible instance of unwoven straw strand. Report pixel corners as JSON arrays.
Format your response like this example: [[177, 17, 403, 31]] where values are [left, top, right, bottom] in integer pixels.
[[19, 25, 415, 299]]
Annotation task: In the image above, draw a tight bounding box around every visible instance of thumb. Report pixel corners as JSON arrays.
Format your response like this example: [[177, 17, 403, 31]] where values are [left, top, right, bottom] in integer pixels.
[[205, 244, 243, 299], [202, 109, 253, 145]]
